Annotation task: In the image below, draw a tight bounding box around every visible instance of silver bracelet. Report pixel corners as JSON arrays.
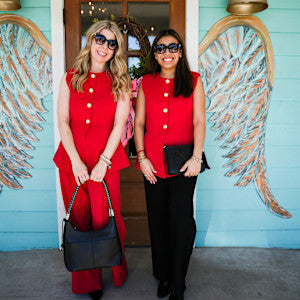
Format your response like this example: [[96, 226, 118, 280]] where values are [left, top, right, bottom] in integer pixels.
[[191, 155, 203, 164], [100, 154, 112, 169]]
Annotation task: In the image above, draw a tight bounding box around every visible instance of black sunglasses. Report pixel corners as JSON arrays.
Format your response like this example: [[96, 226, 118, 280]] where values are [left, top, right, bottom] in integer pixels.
[[154, 43, 181, 54], [94, 33, 118, 50]]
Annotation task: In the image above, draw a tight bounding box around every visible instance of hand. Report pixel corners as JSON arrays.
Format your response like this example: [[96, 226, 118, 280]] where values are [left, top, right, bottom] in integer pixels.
[[90, 160, 108, 183], [140, 158, 157, 184], [180, 158, 201, 177], [71, 159, 89, 185]]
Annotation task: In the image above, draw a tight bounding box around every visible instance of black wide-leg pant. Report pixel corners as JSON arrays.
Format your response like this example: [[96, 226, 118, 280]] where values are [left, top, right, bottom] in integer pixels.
[[144, 175, 197, 294]]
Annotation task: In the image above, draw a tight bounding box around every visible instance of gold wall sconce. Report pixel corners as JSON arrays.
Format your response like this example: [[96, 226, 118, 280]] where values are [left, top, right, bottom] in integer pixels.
[[0, 0, 21, 11], [227, 0, 268, 15]]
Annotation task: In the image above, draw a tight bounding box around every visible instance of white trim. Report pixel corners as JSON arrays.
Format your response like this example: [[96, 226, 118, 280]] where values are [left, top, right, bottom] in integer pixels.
[[186, 0, 199, 72], [186, 0, 199, 224], [51, 0, 65, 249]]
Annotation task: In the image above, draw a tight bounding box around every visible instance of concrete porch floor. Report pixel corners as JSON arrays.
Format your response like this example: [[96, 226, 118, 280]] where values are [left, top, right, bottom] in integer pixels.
[[0, 247, 299, 300]]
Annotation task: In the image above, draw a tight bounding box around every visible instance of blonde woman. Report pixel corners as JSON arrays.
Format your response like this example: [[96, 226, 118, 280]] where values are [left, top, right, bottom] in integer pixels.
[[53, 20, 131, 299]]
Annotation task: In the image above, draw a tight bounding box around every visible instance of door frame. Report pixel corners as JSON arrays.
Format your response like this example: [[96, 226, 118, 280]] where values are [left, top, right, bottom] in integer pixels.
[[51, 0, 198, 247], [64, 0, 186, 69]]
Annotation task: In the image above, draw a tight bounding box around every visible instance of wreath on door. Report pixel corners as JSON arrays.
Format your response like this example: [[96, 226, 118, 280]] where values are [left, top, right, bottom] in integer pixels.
[[114, 16, 150, 79], [115, 16, 150, 57]]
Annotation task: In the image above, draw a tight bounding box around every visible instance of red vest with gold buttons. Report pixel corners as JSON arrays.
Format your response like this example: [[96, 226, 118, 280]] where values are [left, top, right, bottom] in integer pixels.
[[53, 69, 129, 174], [138, 72, 200, 178]]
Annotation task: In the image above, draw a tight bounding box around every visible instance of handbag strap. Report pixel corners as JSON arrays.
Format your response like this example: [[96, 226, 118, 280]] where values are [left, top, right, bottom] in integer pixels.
[[65, 180, 115, 220]]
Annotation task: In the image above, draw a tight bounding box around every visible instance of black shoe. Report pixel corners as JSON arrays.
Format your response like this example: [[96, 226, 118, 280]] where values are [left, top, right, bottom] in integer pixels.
[[157, 280, 171, 298], [169, 288, 184, 300], [89, 289, 103, 300]]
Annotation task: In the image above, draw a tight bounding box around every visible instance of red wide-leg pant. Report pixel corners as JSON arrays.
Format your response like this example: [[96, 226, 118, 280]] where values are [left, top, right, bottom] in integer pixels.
[[59, 170, 128, 294]]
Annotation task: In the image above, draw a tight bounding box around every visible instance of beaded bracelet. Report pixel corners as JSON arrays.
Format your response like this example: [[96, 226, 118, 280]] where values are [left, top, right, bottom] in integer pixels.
[[138, 154, 147, 162], [100, 154, 112, 169], [137, 150, 146, 158], [191, 155, 203, 164], [138, 156, 147, 164], [137, 150, 147, 163], [137, 153, 147, 163], [137, 150, 145, 156]]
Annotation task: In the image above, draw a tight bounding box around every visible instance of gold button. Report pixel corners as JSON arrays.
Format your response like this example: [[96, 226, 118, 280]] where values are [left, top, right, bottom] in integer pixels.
[[87, 103, 92, 108], [86, 119, 91, 124], [163, 108, 168, 113], [165, 79, 170, 84], [89, 88, 94, 93], [163, 92, 169, 97], [91, 74, 96, 78], [163, 124, 168, 129]]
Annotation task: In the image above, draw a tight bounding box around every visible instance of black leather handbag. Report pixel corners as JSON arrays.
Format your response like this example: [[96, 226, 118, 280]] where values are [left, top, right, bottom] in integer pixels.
[[163, 144, 210, 175], [62, 180, 122, 272]]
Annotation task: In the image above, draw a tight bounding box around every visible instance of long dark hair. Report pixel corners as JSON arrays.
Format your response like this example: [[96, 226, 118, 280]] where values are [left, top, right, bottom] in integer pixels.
[[147, 29, 193, 98]]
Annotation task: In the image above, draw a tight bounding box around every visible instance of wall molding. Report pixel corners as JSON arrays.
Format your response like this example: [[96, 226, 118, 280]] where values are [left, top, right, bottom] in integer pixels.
[[50, 0, 65, 248], [186, 0, 199, 72]]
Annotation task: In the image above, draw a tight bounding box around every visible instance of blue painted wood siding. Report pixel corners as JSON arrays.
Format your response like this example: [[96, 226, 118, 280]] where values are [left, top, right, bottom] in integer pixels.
[[1, 0, 299, 251], [196, 0, 300, 248], [0, 0, 57, 251]]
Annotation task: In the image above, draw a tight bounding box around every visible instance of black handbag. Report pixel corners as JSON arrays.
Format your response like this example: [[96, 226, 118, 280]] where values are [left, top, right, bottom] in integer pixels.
[[62, 180, 123, 272], [163, 144, 210, 175]]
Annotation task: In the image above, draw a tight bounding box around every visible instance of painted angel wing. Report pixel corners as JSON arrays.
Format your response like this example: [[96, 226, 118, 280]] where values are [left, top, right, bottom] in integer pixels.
[[0, 15, 52, 190], [198, 15, 291, 218]]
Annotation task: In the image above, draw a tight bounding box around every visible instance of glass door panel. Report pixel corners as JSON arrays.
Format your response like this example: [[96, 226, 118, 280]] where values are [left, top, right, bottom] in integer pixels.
[[127, 3, 169, 76], [81, 2, 122, 47], [128, 2, 169, 40]]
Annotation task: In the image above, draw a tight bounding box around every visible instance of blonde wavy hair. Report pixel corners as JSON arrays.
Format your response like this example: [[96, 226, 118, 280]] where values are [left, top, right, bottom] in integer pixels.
[[71, 20, 131, 101]]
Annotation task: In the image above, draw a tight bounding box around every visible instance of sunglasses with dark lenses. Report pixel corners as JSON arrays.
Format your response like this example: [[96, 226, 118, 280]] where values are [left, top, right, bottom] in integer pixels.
[[154, 43, 181, 54], [94, 33, 118, 50]]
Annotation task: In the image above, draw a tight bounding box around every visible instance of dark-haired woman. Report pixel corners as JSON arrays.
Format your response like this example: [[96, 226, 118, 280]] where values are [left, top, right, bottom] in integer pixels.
[[134, 29, 206, 300]]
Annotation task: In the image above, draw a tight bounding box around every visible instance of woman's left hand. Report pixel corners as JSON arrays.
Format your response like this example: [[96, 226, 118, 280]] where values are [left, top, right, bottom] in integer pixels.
[[180, 158, 201, 177], [90, 160, 108, 182]]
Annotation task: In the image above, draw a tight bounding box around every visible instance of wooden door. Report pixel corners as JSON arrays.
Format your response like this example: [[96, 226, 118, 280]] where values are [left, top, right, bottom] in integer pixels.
[[64, 0, 185, 245]]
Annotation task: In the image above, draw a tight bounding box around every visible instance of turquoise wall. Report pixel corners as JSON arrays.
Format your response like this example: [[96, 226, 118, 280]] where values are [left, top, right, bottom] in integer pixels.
[[0, 0, 57, 251], [195, 0, 300, 248], [1, 0, 299, 251]]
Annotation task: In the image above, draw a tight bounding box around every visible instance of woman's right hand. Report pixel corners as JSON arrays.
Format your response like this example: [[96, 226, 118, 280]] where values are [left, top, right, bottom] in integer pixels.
[[71, 159, 89, 185], [140, 158, 157, 184]]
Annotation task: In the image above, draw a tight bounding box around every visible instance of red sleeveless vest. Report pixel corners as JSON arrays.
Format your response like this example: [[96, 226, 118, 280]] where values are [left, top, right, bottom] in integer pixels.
[[53, 69, 129, 173], [137, 72, 199, 178]]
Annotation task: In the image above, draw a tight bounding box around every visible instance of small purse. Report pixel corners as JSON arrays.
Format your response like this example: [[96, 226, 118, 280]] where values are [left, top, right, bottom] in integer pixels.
[[163, 144, 210, 175], [62, 180, 122, 272]]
